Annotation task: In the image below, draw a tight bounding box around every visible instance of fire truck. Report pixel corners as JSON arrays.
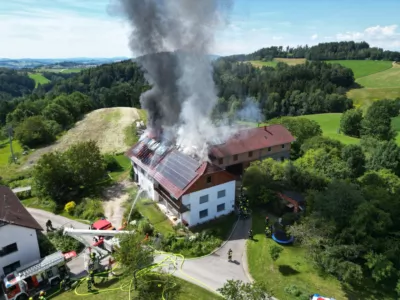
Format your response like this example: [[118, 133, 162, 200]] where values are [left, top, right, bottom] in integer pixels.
[[88, 218, 127, 252], [1, 251, 73, 300]]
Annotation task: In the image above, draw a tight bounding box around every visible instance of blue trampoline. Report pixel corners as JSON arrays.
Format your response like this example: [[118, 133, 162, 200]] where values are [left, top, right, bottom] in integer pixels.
[[272, 230, 294, 244]]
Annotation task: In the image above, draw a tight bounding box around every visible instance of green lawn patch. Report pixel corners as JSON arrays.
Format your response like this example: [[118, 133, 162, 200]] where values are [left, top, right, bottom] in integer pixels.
[[248, 213, 347, 300], [28, 73, 50, 87], [247, 60, 277, 68], [347, 87, 400, 107], [248, 58, 306, 69], [109, 154, 132, 182], [326, 60, 392, 79], [136, 198, 175, 236], [49, 275, 220, 300], [356, 67, 400, 88]]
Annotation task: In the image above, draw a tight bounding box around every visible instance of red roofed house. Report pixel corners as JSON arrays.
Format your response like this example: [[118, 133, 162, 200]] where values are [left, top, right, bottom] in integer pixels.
[[126, 124, 295, 227], [0, 186, 43, 278], [209, 125, 296, 175]]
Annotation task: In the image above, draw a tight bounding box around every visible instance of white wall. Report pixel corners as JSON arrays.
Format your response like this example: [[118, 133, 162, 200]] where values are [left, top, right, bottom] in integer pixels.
[[182, 181, 236, 226], [133, 164, 155, 200], [0, 224, 41, 277]]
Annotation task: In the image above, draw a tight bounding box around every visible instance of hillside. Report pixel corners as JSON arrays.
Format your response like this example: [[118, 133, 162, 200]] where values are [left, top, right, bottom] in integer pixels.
[[21, 107, 141, 169]]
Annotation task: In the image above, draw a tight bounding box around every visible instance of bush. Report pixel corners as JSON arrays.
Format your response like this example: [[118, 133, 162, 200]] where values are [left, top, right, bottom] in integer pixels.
[[284, 284, 310, 299], [281, 212, 298, 226], [37, 231, 57, 257], [47, 228, 83, 253], [74, 198, 104, 221], [103, 154, 121, 172], [64, 201, 77, 214], [138, 218, 154, 235]]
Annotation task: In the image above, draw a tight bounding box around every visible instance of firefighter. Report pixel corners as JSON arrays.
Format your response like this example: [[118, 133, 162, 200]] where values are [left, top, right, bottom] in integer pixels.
[[39, 290, 47, 300], [45, 220, 53, 231], [228, 248, 232, 261], [248, 229, 253, 240]]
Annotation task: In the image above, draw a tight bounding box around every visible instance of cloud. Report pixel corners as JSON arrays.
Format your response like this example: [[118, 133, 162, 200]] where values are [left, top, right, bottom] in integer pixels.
[[336, 25, 400, 49], [310, 34, 318, 40], [272, 36, 283, 41]]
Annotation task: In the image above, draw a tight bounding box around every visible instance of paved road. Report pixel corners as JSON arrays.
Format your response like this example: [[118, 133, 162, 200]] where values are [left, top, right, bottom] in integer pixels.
[[28, 209, 254, 293], [155, 217, 253, 293]]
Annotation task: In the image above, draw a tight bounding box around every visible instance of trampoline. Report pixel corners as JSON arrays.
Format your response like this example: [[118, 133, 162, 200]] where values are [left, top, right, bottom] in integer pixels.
[[272, 229, 294, 244]]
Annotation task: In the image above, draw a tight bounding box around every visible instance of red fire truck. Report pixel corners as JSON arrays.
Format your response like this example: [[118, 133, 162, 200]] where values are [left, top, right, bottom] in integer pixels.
[[2, 251, 74, 300]]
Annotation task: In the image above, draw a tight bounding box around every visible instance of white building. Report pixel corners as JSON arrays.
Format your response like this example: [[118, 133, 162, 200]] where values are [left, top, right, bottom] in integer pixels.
[[127, 137, 236, 227], [0, 186, 42, 278]]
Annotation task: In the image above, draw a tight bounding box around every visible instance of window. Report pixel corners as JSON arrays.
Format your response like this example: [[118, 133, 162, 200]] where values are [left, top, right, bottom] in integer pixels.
[[233, 154, 238, 161], [3, 261, 20, 276], [218, 158, 223, 164], [267, 147, 271, 152], [206, 176, 212, 184], [281, 144, 285, 149], [217, 190, 226, 198], [199, 209, 208, 219], [0, 243, 18, 257], [217, 203, 225, 212], [47, 269, 54, 278], [199, 195, 209, 204], [248, 151, 253, 157]]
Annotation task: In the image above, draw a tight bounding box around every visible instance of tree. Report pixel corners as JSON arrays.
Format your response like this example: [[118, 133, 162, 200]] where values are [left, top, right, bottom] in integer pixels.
[[42, 103, 73, 129], [114, 233, 154, 272], [269, 245, 283, 261], [340, 109, 363, 137], [301, 136, 343, 155], [361, 100, 396, 141], [367, 140, 400, 176], [217, 280, 272, 300], [358, 169, 400, 194], [341, 144, 366, 178], [364, 252, 395, 283], [15, 115, 56, 147]]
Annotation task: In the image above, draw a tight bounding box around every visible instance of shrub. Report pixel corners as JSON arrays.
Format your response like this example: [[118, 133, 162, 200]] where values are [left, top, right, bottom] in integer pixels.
[[138, 218, 154, 235], [269, 245, 283, 261], [103, 154, 121, 172], [64, 201, 77, 214], [281, 212, 298, 226], [74, 198, 104, 221], [37, 231, 57, 257], [47, 228, 83, 253]]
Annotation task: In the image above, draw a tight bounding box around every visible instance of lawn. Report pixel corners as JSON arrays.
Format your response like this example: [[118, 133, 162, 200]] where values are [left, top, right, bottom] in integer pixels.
[[356, 67, 400, 88], [326, 60, 392, 79], [248, 58, 306, 68], [0, 138, 25, 179], [28, 73, 50, 87], [40, 68, 83, 73], [136, 198, 175, 235], [49, 276, 220, 300], [347, 87, 400, 107], [247, 213, 393, 300], [109, 154, 132, 182]]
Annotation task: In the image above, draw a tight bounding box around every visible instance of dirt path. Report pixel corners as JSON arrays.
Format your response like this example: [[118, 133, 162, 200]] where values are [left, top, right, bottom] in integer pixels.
[[102, 180, 135, 228]]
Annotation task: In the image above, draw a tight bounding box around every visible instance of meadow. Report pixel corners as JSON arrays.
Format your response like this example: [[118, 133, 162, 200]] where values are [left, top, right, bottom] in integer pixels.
[[39, 68, 83, 73], [28, 72, 50, 87], [326, 60, 392, 79], [248, 58, 306, 68]]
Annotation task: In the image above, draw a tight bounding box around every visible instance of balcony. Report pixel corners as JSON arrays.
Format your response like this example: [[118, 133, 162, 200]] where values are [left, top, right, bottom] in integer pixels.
[[155, 187, 190, 213]]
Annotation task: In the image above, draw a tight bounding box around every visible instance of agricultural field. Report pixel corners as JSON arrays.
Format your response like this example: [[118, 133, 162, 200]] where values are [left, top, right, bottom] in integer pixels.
[[356, 66, 400, 88], [21, 107, 141, 169], [348, 87, 400, 107], [326, 60, 392, 79], [248, 58, 306, 68], [28, 72, 50, 87], [39, 68, 84, 73]]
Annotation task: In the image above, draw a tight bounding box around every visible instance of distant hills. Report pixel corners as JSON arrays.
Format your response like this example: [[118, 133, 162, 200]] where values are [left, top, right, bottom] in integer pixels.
[[0, 57, 130, 69]]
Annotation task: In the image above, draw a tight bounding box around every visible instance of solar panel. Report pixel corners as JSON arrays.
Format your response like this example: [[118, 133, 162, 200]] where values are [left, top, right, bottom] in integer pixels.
[[156, 150, 200, 190]]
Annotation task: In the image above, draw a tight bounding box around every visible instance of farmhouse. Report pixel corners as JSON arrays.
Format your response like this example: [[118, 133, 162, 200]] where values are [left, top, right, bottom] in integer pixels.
[[126, 124, 295, 227], [0, 186, 43, 278]]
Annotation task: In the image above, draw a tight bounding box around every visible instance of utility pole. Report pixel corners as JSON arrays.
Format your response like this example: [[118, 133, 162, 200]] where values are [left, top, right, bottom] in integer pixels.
[[7, 126, 16, 164]]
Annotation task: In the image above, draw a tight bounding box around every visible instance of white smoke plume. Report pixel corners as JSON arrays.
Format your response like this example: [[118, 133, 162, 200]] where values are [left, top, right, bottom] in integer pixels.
[[115, 0, 234, 160]]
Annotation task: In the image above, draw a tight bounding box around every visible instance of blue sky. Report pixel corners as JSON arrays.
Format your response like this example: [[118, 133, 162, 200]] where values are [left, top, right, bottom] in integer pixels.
[[1, 0, 399, 58]]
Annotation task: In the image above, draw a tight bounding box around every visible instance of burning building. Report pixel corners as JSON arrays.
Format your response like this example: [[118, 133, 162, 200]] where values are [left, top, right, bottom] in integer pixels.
[[126, 124, 295, 227]]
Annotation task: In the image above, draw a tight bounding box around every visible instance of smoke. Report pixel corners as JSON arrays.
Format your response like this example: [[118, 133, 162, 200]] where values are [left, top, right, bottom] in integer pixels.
[[116, 0, 233, 160], [236, 98, 264, 123]]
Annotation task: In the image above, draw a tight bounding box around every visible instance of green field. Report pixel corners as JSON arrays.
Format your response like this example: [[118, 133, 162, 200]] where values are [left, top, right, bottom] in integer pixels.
[[348, 87, 400, 107], [248, 58, 306, 68], [326, 60, 392, 79], [28, 73, 50, 87], [39, 68, 83, 73], [356, 66, 400, 88]]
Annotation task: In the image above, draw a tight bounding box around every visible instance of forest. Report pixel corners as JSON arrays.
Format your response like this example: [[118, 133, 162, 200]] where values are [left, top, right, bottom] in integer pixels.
[[244, 100, 400, 297], [225, 41, 400, 62], [0, 55, 355, 147]]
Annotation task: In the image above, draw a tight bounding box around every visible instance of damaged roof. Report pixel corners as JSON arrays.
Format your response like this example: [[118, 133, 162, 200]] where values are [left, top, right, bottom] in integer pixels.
[[0, 186, 43, 230], [210, 124, 295, 158], [126, 139, 233, 199]]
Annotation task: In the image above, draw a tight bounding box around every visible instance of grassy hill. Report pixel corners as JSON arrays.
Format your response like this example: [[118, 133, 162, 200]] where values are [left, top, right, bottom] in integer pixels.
[[248, 58, 306, 68], [326, 60, 392, 79], [21, 107, 142, 169], [28, 73, 50, 87]]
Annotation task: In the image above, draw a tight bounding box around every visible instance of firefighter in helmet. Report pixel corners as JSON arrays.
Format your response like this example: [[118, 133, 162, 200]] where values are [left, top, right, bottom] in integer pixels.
[[39, 290, 47, 300]]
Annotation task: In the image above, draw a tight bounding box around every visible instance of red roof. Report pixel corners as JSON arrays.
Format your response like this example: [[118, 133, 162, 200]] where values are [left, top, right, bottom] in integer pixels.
[[210, 124, 295, 158]]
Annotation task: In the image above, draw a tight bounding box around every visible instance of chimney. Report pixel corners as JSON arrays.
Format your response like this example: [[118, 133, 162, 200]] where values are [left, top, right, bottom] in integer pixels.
[[264, 126, 272, 135]]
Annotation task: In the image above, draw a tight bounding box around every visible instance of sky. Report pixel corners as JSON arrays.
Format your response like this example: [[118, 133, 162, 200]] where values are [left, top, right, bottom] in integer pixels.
[[1, 0, 399, 59]]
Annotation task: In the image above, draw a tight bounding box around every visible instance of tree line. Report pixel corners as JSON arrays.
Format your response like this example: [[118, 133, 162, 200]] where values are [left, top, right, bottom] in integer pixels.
[[224, 41, 400, 62], [243, 110, 400, 297]]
